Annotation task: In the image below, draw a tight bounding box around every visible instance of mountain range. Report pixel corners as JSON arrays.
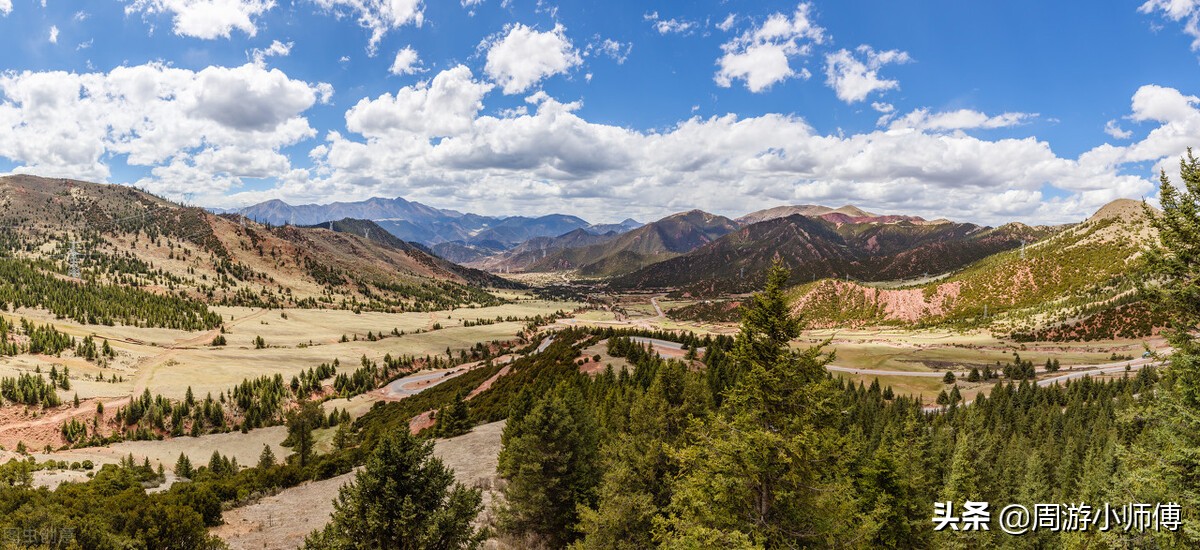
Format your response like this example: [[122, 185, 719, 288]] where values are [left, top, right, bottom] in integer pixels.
[[473, 210, 741, 277], [611, 212, 1054, 294], [0, 174, 1159, 340], [0, 175, 513, 312], [232, 196, 642, 248]]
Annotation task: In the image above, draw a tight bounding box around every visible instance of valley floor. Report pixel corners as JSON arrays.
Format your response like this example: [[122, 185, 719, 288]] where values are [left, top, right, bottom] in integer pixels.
[[0, 290, 1171, 548]]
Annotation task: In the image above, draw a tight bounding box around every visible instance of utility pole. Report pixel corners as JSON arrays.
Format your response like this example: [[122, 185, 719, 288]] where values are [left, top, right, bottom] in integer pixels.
[[1020, 240, 1026, 259]]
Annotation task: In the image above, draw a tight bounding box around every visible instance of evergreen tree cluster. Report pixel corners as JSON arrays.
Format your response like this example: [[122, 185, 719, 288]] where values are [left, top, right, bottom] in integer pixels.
[[0, 372, 61, 407], [485, 261, 1188, 548], [0, 257, 222, 330]]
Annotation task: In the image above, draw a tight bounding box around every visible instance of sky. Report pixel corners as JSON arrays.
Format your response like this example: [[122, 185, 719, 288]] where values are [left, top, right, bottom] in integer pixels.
[[1, 1, 1200, 225]]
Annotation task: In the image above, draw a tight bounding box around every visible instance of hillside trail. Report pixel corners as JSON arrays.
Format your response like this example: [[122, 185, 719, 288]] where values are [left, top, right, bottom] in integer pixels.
[[0, 395, 131, 449]]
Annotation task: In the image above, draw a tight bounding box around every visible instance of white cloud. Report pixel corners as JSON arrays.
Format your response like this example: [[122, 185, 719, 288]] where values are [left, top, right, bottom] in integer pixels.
[[312, 0, 424, 56], [0, 0, 11, 16], [48, 25, 59, 44], [824, 45, 911, 103], [586, 38, 631, 64], [0, 63, 328, 199], [717, 13, 736, 32], [73, 11, 89, 22], [125, 0, 275, 39], [644, 12, 696, 35], [1105, 119, 1133, 139], [888, 108, 1035, 131], [249, 39, 292, 65], [269, 66, 1170, 226], [389, 46, 425, 75], [1130, 84, 1197, 122], [1140, 0, 1200, 49], [346, 65, 492, 138], [77, 39, 93, 51], [1119, 84, 1200, 165], [484, 23, 581, 94], [715, 2, 825, 92]]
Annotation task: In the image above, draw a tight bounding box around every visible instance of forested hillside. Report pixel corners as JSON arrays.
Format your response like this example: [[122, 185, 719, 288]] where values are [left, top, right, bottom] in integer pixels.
[[0, 175, 507, 314]]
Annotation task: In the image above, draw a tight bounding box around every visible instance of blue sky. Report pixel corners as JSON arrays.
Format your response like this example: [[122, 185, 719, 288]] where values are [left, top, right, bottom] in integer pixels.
[[0, 1, 1199, 225]]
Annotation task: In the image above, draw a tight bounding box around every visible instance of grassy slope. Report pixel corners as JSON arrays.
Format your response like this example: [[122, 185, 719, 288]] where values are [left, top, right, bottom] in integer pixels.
[[788, 200, 1154, 337]]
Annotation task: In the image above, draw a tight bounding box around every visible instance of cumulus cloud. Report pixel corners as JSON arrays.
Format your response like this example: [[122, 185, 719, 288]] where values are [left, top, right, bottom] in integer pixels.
[[1140, 0, 1200, 49], [125, 0, 275, 39], [888, 108, 1035, 131], [312, 0, 424, 56], [715, 2, 825, 92], [824, 45, 911, 103], [269, 66, 1174, 226], [0, 0, 11, 16], [249, 39, 292, 65], [484, 23, 581, 94], [48, 25, 58, 44], [1118, 84, 1200, 166], [389, 46, 425, 75], [1105, 119, 1133, 139], [0, 63, 329, 198], [345, 65, 492, 138]]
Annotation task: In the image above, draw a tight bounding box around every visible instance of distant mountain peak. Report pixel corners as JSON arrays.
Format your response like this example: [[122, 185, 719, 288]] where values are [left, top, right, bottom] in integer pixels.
[[737, 204, 879, 225], [832, 205, 876, 217]]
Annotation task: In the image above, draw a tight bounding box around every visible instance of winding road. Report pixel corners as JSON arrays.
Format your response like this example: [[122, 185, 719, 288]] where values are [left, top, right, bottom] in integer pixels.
[[630, 335, 1165, 387]]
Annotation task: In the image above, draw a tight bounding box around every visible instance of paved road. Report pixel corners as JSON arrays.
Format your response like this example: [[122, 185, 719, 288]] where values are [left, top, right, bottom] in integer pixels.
[[382, 369, 464, 397], [629, 336, 706, 356], [827, 356, 1163, 383]]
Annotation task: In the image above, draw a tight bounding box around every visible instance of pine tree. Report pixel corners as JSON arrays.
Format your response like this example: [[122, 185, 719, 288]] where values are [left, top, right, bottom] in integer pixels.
[[1117, 149, 1200, 546], [174, 453, 194, 479], [284, 399, 321, 466], [435, 392, 470, 438], [304, 430, 483, 549], [257, 444, 276, 469], [662, 260, 856, 546], [498, 382, 599, 547]]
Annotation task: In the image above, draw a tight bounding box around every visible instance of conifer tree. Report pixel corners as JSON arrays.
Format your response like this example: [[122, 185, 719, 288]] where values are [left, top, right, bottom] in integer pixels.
[[497, 382, 599, 547], [304, 430, 483, 549], [435, 392, 471, 438], [174, 453, 193, 479], [662, 259, 855, 547], [257, 444, 276, 469]]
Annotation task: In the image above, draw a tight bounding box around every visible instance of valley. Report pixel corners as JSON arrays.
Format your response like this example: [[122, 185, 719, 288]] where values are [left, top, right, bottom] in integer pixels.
[[0, 175, 1177, 549]]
